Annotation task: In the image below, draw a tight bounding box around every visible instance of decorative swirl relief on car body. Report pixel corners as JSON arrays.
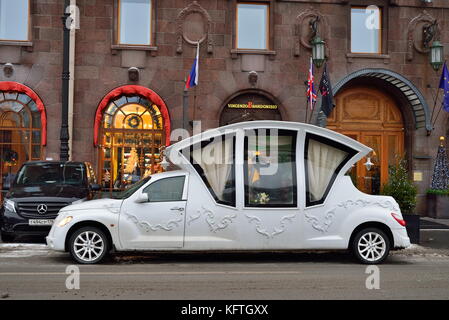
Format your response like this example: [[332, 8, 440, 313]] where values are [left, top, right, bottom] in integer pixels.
[[305, 198, 400, 233], [187, 212, 202, 225], [103, 204, 120, 214], [245, 214, 297, 239], [125, 212, 183, 232], [336, 198, 400, 212], [187, 206, 237, 232], [304, 210, 335, 233]]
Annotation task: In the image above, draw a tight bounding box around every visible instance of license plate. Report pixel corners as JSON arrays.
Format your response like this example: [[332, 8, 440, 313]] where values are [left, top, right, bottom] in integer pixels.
[[29, 219, 54, 226]]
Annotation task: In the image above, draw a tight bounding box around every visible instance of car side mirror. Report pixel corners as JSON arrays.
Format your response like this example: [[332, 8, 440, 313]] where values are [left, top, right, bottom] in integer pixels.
[[90, 183, 101, 191], [134, 192, 149, 203]]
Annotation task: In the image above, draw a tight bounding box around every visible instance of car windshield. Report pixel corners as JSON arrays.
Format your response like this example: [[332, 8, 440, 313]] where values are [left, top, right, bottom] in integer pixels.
[[14, 163, 86, 187], [112, 176, 151, 199]]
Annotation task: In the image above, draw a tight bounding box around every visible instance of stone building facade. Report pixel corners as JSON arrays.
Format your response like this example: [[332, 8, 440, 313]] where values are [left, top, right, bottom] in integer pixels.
[[1, 0, 449, 213]]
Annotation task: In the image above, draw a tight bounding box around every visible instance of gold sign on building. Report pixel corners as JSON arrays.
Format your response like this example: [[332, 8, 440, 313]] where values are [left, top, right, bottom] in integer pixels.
[[227, 102, 278, 109]]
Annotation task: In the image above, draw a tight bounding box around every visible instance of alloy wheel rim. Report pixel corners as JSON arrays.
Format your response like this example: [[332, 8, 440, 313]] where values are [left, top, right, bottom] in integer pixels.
[[73, 231, 104, 262], [357, 232, 386, 262]]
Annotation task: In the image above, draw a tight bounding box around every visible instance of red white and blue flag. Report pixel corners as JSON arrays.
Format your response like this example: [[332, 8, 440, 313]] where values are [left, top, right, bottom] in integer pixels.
[[185, 42, 199, 89], [307, 57, 317, 110]]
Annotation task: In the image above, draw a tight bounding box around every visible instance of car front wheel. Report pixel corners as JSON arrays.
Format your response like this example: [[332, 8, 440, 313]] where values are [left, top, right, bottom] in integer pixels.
[[352, 228, 390, 264], [69, 227, 109, 264]]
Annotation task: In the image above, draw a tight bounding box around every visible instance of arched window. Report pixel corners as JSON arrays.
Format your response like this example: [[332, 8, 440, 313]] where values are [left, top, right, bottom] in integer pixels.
[[99, 95, 165, 192], [0, 90, 43, 193]]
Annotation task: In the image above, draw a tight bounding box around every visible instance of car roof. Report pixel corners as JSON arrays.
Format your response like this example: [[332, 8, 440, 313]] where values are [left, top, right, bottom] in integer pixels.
[[167, 120, 372, 155], [21, 161, 87, 166], [166, 121, 372, 175]]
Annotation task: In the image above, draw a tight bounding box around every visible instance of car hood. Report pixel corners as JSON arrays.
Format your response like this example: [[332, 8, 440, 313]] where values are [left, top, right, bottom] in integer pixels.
[[59, 198, 123, 214], [8, 184, 87, 200]]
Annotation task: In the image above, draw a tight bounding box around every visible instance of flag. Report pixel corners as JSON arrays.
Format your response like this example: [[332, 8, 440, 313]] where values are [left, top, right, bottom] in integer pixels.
[[307, 57, 317, 110], [186, 42, 199, 89], [318, 63, 335, 117], [439, 62, 449, 113]]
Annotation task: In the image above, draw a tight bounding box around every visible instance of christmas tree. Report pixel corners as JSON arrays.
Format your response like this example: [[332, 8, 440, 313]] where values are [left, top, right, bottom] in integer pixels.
[[430, 137, 449, 190], [382, 157, 417, 214]]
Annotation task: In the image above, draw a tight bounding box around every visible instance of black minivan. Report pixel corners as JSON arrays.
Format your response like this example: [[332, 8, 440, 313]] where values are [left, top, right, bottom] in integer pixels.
[[0, 161, 99, 242]]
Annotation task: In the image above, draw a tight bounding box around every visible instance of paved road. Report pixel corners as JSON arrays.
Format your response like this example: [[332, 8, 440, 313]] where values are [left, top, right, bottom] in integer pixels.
[[0, 239, 449, 300]]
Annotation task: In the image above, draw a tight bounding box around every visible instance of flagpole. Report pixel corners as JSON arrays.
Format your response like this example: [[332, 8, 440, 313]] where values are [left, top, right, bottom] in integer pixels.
[[183, 79, 188, 132], [308, 101, 316, 124], [305, 83, 309, 123], [430, 60, 447, 127]]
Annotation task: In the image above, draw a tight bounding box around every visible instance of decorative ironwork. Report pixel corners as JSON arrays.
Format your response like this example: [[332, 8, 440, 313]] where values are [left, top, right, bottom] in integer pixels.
[[407, 10, 440, 61], [295, 8, 330, 58]]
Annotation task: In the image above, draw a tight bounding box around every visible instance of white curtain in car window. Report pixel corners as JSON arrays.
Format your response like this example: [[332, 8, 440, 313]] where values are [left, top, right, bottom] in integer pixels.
[[192, 136, 233, 201], [307, 139, 348, 202]]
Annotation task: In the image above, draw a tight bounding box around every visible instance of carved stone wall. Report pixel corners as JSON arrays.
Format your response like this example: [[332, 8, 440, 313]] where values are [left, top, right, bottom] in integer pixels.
[[176, 1, 213, 54], [295, 7, 331, 58], [407, 10, 440, 61]]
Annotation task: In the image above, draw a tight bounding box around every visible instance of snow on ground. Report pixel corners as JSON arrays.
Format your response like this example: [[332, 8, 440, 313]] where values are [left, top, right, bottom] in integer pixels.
[[0, 243, 50, 258]]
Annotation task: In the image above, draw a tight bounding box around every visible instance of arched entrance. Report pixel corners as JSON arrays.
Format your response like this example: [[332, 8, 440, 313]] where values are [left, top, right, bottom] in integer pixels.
[[327, 87, 404, 194], [219, 90, 283, 126], [0, 82, 46, 199], [94, 86, 171, 192]]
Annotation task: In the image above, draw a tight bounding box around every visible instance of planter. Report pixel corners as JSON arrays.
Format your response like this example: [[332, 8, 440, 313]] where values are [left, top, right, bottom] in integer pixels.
[[403, 214, 420, 244], [426, 194, 449, 219]]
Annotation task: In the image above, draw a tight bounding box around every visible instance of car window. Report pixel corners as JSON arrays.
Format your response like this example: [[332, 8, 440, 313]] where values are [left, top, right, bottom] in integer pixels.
[[184, 134, 236, 207], [304, 132, 357, 207], [244, 129, 297, 208], [14, 163, 87, 186], [143, 176, 185, 202]]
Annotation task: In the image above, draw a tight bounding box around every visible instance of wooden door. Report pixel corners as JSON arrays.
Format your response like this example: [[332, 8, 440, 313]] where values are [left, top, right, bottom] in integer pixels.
[[327, 87, 404, 194]]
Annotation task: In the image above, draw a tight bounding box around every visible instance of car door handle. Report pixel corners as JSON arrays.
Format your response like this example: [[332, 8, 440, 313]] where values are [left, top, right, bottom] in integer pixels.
[[170, 207, 184, 212]]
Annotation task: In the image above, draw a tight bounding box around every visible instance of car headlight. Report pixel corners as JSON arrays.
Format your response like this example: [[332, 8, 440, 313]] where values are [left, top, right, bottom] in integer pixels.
[[4, 199, 16, 213], [58, 216, 73, 227]]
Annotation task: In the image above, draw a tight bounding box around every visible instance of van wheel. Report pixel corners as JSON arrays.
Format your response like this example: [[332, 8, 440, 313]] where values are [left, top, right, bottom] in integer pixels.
[[69, 227, 109, 264], [0, 232, 14, 243], [352, 228, 390, 264]]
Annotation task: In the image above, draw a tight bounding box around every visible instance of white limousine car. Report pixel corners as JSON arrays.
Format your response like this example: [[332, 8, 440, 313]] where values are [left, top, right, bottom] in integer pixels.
[[47, 121, 410, 264]]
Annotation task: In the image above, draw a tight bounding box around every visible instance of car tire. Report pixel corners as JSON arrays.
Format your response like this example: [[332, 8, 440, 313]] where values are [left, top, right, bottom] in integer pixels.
[[0, 231, 14, 243], [69, 226, 109, 264], [352, 228, 390, 264]]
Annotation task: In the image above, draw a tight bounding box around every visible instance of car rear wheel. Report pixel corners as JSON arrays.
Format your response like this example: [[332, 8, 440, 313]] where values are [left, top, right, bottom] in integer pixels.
[[69, 227, 109, 264], [352, 228, 390, 264]]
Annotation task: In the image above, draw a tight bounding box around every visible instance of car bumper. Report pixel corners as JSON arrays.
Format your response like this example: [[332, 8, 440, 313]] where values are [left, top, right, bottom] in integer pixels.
[[392, 227, 411, 248], [1, 212, 52, 237], [46, 224, 68, 251]]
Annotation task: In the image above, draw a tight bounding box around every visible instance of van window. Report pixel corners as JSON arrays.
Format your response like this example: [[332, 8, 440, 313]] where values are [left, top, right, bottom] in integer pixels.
[[185, 134, 236, 207], [305, 133, 357, 206], [244, 129, 297, 208], [143, 176, 185, 202]]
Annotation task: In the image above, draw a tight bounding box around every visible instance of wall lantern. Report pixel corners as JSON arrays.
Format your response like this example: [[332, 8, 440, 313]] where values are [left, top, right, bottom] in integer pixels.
[[311, 35, 326, 68], [364, 156, 373, 171], [430, 40, 444, 71]]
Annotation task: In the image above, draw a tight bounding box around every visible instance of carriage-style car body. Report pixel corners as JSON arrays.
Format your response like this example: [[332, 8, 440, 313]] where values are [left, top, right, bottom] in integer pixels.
[[46, 121, 410, 264]]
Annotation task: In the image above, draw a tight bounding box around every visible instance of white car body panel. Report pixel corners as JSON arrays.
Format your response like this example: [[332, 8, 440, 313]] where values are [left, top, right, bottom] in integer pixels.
[[47, 121, 410, 254]]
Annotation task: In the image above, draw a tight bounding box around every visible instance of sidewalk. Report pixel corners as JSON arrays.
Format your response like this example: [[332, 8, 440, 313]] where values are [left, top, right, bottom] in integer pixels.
[[420, 217, 449, 250]]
